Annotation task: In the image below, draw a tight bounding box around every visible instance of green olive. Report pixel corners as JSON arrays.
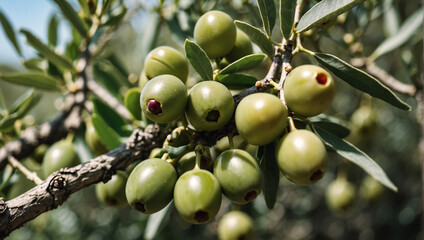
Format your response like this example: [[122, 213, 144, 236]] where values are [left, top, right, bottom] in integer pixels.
[[225, 28, 253, 63], [140, 74, 188, 123], [85, 119, 109, 156], [194, 10, 236, 59], [275, 130, 327, 185], [359, 175, 384, 204], [174, 169, 222, 224], [326, 178, 356, 213], [95, 171, 128, 208], [284, 65, 335, 117], [42, 140, 80, 178], [186, 81, 234, 131], [125, 158, 177, 214], [350, 105, 378, 139], [235, 93, 288, 146], [144, 46, 189, 82], [214, 149, 262, 204], [218, 210, 253, 240]]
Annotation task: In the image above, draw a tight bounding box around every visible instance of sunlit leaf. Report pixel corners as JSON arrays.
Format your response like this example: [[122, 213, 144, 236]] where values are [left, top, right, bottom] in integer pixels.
[[215, 74, 257, 89], [279, 0, 296, 39], [257, 0, 276, 36], [20, 29, 74, 70], [235, 20, 274, 58], [91, 97, 132, 137], [104, 5, 127, 26], [52, 0, 88, 36], [258, 142, 280, 209], [313, 52, 411, 110], [23, 58, 47, 72], [184, 39, 213, 80], [8, 89, 35, 115], [91, 114, 122, 149], [0, 72, 60, 91], [124, 88, 142, 120], [314, 125, 397, 192], [47, 14, 60, 47], [219, 53, 267, 75], [296, 0, 364, 33], [0, 10, 22, 56]]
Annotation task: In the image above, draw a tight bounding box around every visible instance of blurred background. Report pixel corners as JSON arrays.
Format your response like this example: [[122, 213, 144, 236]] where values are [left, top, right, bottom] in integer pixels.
[[0, 0, 422, 239]]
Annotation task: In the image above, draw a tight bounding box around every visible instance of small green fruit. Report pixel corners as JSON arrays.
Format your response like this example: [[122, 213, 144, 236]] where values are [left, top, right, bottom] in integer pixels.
[[42, 140, 80, 178], [125, 158, 177, 214], [194, 10, 236, 59], [235, 93, 288, 146], [276, 130, 327, 185], [359, 175, 384, 204], [214, 149, 262, 204], [326, 178, 356, 213], [350, 105, 378, 139], [95, 171, 128, 208], [225, 28, 253, 63], [85, 119, 109, 156], [218, 210, 253, 240], [174, 169, 222, 224], [284, 65, 335, 117], [144, 46, 189, 82]]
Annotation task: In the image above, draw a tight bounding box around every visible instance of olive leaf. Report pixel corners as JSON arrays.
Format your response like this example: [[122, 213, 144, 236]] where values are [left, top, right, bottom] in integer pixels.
[[124, 88, 142, 120], [0, 10, 22, 56], [144, 202, 174, 240], [314, 125, 397, 192], [313, 52, 411, 111], [234, 20, 274, 59], [47, 14, 60, 47], [90, 114, 123, 149], [104, 5, 127, 26], [215, 74, 257, 89], [0, 72, 60, 91], [52, 0, 88, 36], [219, 53, 267, 75], [279, 0, 296, 40], [258, 142, 280, 209], [296, 0, 364, 33], [159, 145, 190, 159], [184, 39, 213, 81], [73, 128, 95, 163], [257, 0, 276, 37]]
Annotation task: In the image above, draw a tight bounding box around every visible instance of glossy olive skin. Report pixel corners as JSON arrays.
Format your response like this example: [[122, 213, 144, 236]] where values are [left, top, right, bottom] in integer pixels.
[[235, 93, 288, 146], [186, 81, 234, 131], [276, 130, 327, 185], [95, 171, 128, 208], [42, 140, 80, 178], [214, 149, 262, 204], [144, 46, 189, 82], [326, 178, 356, 213], [218, 211, 253, 240], [225, 28, 253, 63], [174, 169, 222, 224], [359, 175, 384, 204], [140, 75, 188, 123], [85, 119, 109, 156], [125, 158, 177, 214], [284, 65, 335, 117], [194, 10, 236, 59]]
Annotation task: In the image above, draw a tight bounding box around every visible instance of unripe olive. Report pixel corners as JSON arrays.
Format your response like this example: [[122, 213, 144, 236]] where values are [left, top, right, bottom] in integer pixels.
[[139, 70, 149, 90], [326, 178, 356, 212], [42, 140, 81, 178], [284, 65, 335, 117], [174, 169, 222, 224], [359, 175, 384, 204], [186, 81, 234, 131], [144, 46, 189, 82], [218, 210, 253, 240], [194, 10, 236, 59], [95, 171, 128, 208], [225, 28, 253, 63], [140, 74, 188, 123], [350, 105, 378, 139], [85, 119, 109, 156], [125, 158, 177, 214], [235, 93, 288, 146], [276, 130, 327, 185], [214, 149, 262, 204]]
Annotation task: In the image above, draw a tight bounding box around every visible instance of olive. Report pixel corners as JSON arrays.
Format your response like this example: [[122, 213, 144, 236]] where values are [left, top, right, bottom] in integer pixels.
[[144, 46, 189, 82], [42, 140, 80, 178], [95, 171, 128, 208], [218, 210, 253, 240]]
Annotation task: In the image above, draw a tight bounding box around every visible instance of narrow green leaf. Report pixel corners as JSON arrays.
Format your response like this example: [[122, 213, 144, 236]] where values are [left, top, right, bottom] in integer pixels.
[[371, 9, 423, 60], [140, 14, 161, 61], [314, 125, 397, 192], [0, 72, 60, 91], [20, 29, 74, 70], [257, 0, 276, 36], [0, 90, 6, 113], [106, 54, 129, 79], [235, 20, 274, 58], [104, 5, 127, 26], [23, 58, 47, 72], [124, 88, 142, 120], [219, 53, 266, 75], [93, 62, 121, 98], [77, 0, 92, 18], [91, 97, 132, 137], [52, 0, 88, 36], [313, 53, 411, 110], [184, 39, 213, 80], [296, 0, 364, 33], [144, 202, 174, 240], [313, 121, 350, 139], [215, 74, 257, 89], [159, 145, 189, 159], [0, 10, 22, 56], [279, 0, 296, 39], [91, 114, 122, 149], [8, 89, 34, 115], [47, 14, 60, 47], [0, 112, 19, 131], [259, 142, 280, 209]]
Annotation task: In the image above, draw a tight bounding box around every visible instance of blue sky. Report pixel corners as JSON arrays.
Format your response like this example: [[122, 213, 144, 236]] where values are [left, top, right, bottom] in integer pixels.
[[0, 0, 70, 65]]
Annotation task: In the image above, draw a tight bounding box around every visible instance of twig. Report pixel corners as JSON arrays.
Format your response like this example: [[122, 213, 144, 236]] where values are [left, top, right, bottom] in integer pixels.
[[7, 156, 42, 185]]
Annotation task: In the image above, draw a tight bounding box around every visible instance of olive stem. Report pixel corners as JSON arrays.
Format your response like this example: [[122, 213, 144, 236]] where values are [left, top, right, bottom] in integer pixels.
[[227, 133, 234, 149], [65, 131, 76, 144], [0, 165, 15, 192], [8, 156, 43, 185], [194, 144, 203, 170], [287, 117, 297, 132]]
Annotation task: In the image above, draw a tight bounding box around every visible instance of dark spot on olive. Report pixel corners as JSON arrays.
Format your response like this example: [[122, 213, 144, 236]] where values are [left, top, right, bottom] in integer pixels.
[[310, 170, 324, 182], [194, 210, 209, 223], [244, 191, 258, 202], [135, 202, 146, 213], [316, 73, 327, 85], [147, 99, 162, 115], [206, 110, 220, 122]]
